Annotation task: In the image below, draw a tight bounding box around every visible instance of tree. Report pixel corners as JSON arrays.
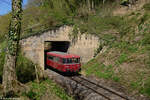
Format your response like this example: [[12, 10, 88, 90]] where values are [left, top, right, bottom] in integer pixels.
[[2, 0, 22, 97]]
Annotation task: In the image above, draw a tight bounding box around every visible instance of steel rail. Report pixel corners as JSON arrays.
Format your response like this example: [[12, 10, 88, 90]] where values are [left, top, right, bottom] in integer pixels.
[[69, 76, 131, 100], [70, 77, 111, 100]]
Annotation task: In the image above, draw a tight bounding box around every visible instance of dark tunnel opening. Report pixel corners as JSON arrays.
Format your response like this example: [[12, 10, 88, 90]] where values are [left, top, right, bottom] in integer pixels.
[[50, 41, 70, 52], [44, 41, 70, 69]]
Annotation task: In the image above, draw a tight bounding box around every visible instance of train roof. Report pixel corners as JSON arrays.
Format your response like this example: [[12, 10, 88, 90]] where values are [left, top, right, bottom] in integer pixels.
[[47, 51, 80, 58]]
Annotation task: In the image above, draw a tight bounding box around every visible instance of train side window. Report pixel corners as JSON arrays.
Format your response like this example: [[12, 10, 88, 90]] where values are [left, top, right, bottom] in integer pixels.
[[53, 56, 56, 62], [53, 56, 60, 62], [48, 55, 53, 60], [57, 57, 60, 63], [63, 58, 67, 64], [67, 58, 72, 63], [77, 58, 80, 63]]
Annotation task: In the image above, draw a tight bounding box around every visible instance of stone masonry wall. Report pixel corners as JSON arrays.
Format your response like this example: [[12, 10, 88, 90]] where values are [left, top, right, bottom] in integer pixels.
[[20, 26, 99, 70]]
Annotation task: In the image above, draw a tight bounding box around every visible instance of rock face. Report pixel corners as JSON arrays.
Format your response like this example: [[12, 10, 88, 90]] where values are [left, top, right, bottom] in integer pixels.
[[20, 26, 99, 70]]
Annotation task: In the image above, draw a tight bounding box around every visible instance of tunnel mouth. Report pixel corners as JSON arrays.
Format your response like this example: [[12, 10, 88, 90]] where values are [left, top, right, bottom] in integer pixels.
[[44, 41, 70, 52], [44, 41, 70, 69]]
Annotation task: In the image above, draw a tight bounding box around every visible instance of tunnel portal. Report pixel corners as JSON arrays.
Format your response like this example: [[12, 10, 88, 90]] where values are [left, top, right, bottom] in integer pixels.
[[20, 26, 100, 70]]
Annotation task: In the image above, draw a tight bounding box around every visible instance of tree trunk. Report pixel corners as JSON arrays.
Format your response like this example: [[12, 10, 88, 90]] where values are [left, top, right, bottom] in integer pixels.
[[2, 0, 22, 97]]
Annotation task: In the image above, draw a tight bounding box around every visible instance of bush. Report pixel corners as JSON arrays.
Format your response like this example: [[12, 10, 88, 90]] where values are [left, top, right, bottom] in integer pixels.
[[25, 89, 37, 99], [143, 3, 150, 11], [140, 78, 150, 96], [16, 52, 36, 83]]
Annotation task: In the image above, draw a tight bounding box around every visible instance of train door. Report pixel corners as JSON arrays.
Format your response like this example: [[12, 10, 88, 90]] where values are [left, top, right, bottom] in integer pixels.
[[53, 56, 58, 69], [46, 55, 53, 68]]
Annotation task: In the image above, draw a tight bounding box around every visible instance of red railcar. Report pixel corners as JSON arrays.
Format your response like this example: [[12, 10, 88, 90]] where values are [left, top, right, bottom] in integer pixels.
[[46, 51, 81, 72]]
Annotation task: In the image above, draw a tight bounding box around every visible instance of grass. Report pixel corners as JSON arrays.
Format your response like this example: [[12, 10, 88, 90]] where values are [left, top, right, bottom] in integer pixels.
[[82, 14, 150, 96], [82, 59, 120, 82], [1, 0, 150, 98], [82, 51, 150, 96], [75, 15, 129, 37], [115, 53, 128, 65], [23, 79, 73, 100]]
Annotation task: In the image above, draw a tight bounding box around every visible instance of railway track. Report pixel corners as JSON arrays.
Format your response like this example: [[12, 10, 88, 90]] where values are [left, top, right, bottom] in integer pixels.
[[69, 75, 131, 100]]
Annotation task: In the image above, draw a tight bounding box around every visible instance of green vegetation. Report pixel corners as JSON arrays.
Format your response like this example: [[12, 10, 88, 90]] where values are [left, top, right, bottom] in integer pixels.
[[0, 42, 7, 82], [116, 53, 128, 65], [0, 0, 150, 98], [140, 78, 150, 95], [0, 42, 71, 99], [81, 2, 150, 97], [23, 79, 73, 100], [0, 14, 11, 42], [16, 52, 36, 83], [82, 59, 120, 82], [0, 0, 120, 40], [143, 3, 150, 11], [0, 42, 36, 83]]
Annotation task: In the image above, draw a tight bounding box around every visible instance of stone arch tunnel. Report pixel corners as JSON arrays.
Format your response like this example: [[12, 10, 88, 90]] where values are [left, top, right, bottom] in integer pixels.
[[20, 26, 100, 70]]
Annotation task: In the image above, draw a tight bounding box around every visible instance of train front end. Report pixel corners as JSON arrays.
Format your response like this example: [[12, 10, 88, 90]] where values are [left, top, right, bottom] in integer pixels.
[[62, 57, 81, 73]]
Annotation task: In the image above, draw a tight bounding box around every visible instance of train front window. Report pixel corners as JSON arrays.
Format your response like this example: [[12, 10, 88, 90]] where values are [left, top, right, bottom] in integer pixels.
[[75, 58, 80, 63], [48, 56, 53, 60], [63, 58, 67, 64], [62, 58, 80, 64]]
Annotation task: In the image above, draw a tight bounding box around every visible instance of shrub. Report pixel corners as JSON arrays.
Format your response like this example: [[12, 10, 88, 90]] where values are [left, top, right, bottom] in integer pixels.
[[25, 89, 37, 99], [143, 3, 150, 11], [16, 52, 36, 83], [140, 78, 150, 96]]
